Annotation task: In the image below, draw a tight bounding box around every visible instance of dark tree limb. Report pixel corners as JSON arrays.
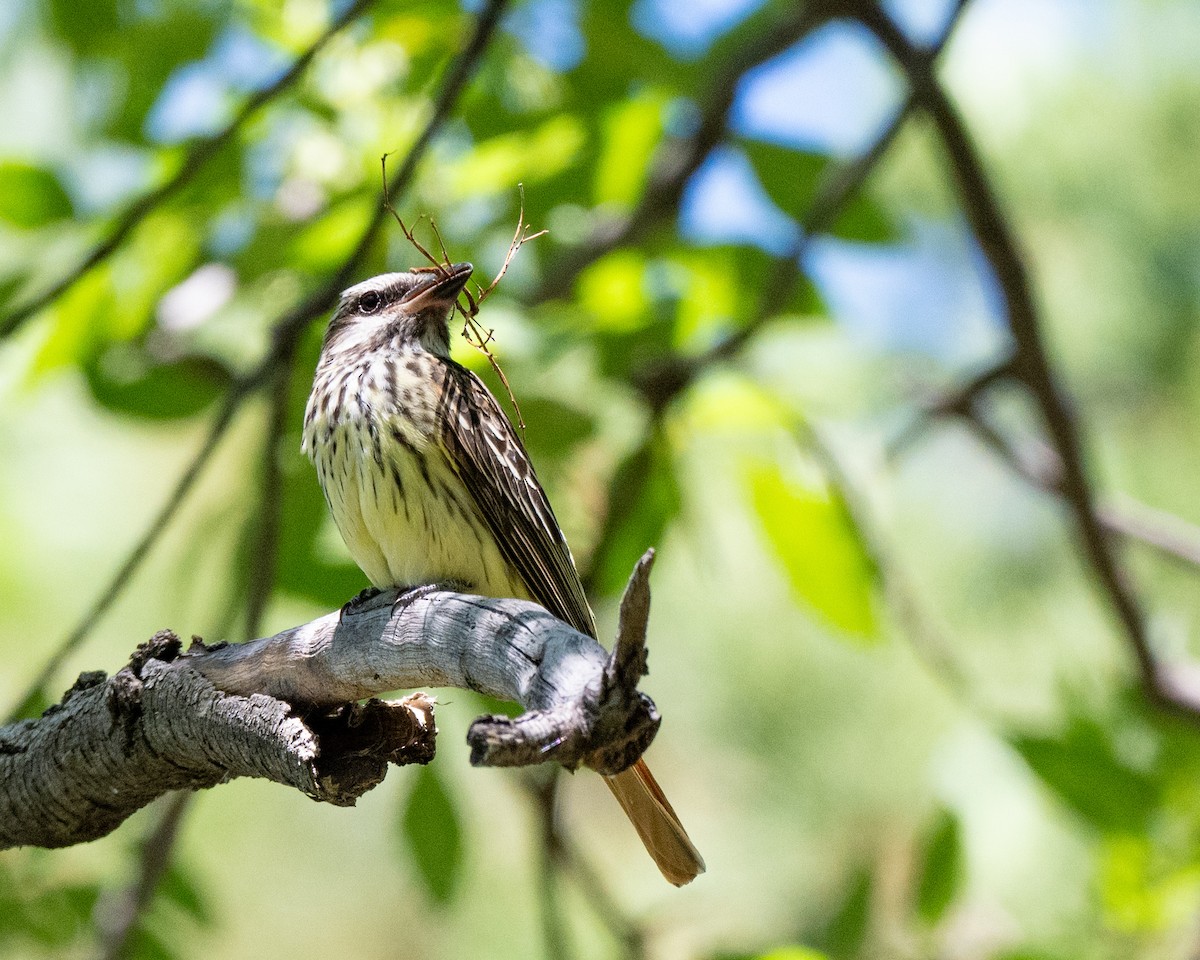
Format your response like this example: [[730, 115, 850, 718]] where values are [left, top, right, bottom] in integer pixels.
[[531, 4, 828, 305], [854, 3, 1200, 716], [934, 398, 1200, 573], [0, 630, 436, 850]]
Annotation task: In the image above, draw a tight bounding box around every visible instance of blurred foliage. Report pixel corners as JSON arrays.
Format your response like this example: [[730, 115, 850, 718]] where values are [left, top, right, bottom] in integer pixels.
[[401, 764, 465, 905], [1, 0, 1199, 959]]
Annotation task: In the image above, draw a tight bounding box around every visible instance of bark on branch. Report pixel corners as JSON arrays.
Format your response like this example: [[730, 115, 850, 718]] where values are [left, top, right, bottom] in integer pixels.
[[0, 552, 663, 850]]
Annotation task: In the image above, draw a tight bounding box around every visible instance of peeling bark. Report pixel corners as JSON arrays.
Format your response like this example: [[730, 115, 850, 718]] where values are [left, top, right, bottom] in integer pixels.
[[1, 552, 662, 851]]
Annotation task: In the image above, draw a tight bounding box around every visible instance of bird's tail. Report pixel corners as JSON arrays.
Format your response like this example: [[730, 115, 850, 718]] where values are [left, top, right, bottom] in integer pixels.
[[603, 758, 705, 886]]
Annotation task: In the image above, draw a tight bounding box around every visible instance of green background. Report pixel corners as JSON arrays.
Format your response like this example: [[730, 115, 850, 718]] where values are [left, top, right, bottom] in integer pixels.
[[2, 1, 1200, 959]]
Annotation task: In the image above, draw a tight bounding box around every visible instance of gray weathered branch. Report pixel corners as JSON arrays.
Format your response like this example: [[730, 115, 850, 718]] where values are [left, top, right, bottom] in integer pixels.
[[0, 552, 662, 850]]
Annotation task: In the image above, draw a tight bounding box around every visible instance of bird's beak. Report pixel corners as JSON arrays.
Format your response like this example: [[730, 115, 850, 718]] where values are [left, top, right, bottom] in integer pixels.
[[401, 262, 474, 310]]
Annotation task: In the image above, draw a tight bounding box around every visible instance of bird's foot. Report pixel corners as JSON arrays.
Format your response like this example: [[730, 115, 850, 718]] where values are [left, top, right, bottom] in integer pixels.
[[390, 580, 471, 619], [339, 586, 385, 623]]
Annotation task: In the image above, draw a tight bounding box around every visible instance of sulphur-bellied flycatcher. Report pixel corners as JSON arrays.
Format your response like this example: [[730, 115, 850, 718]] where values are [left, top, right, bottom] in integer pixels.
[[301, 262, 704, 886]]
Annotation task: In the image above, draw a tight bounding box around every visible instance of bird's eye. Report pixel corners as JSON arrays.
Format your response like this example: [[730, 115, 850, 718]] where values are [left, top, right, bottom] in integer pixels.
[[359, 291, 383, 314]]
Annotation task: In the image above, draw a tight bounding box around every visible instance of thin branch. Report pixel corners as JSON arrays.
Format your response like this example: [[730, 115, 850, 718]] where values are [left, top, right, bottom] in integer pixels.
[[531, 4, 829, 305], [532, 774, 572, 960], [942, 401, 1200, 573], [5, 378, 254, 723], [95, 792, 192, 960], [857, 3, 1198, 714], [6, 0, 510, 724], [1099, 498, 1200, 571], [634, 0, 970, 411], [0, 0, 378, 341], [243, 345, 297, 639], [887, 356, 1016, 459], [523, 774, 646, 959]]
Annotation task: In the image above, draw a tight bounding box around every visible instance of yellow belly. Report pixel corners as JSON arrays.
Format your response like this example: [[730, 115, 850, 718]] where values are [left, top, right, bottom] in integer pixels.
[[305, 375, 528, 601]]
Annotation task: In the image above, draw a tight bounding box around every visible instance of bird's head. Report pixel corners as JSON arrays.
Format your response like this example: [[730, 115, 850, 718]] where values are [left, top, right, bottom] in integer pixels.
[[322, 262, 474, 360]]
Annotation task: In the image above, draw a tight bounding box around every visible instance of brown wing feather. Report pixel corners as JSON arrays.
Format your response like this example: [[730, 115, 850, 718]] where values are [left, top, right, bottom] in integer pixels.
[[436, 362, 705, 887], [436, 362, 597, 638]]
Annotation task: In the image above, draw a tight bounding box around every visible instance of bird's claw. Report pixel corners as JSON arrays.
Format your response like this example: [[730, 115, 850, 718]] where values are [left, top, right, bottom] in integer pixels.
[[339, 586, 384, 623]]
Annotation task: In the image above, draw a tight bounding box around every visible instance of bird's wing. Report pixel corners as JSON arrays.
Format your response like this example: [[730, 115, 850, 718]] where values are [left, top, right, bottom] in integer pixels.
[[436, 362, 598, 638]]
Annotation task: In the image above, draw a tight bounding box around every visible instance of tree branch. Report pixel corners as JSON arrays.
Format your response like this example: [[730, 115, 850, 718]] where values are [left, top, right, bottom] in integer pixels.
[[5, 0, 510, 724], [0, 0, 379, 340], [0, 629, 436, 850], [1, 555, 665, 850], [855, 3, 1200, 715], [531, 4, 828, 305]]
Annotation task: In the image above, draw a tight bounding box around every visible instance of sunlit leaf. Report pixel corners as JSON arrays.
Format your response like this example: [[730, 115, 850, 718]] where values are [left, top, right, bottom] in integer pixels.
[[446, 115, 587, 199], [31, 267, 118, 377], [291, 200, 376, 272], [681, 371, 789, 434], [594, 90, 667, 208], [711, 948, 830, 960], [0, 163, 73, 228], [400, 764, 464, 905], [745, 455, 879, 639], [916, 808, 964, 924], [578, 249, 648, 331]]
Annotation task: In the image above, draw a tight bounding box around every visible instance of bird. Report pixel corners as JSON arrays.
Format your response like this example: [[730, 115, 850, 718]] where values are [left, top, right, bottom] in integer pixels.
[[301, 261, 705, 886]]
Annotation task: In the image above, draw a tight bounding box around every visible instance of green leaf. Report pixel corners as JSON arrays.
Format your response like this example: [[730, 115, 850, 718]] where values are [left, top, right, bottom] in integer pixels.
[[516, 396, 596, 463], [20, 883, 99, 947], [578, 250, 650, 332], [1012, 715, 1159, 833], [401, 765, 464, 905], [741, 140, 827, 221], [126, 926, 177, 960], [594, 90, 667, 208], [46, 0, 119, 54], [710, 948, 830, 960], [0, 163, 74, 228], [158, 860, 213, 926], [745, 456, 878, 639], [916, 809, 964, 924], [812, 865, 871, 956], [833, 192, 899, 244], [85, 350, 232, 420], [741, 140, 897, 244], [446, 115, 587, 199], [589, 431, 682, 596], [110, 12, 223, 142]]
